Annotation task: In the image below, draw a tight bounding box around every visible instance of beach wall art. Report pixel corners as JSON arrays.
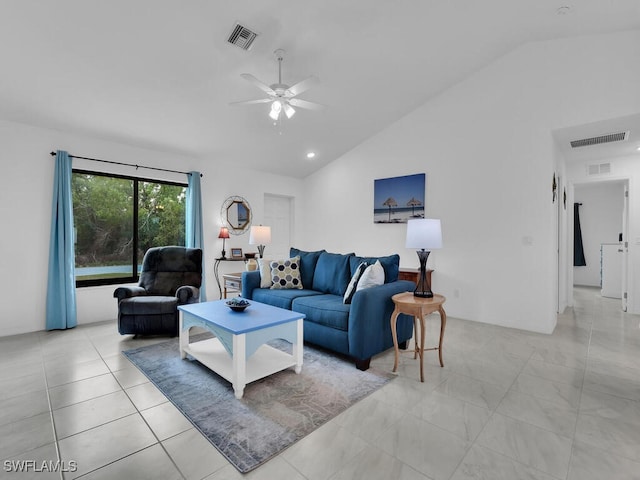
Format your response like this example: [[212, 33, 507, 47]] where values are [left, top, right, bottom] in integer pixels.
[[374, 173, 425, 224]]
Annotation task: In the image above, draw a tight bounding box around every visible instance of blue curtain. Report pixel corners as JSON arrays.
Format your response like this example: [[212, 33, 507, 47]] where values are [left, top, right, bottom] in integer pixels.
[[46, 151, 77, 330], [574, 203, 587, 266], [186, 171, 206, 301]]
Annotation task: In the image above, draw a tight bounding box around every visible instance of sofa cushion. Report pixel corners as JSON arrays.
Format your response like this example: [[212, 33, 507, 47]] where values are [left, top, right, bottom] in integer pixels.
[[356, 260, 385, 291], [343, 261, 368, 304], [292, 294, 351, 331], [252, 288, 321, 310], [290, 248, 325, 288], [258, 258, 274, 288], [270, 256, 303, 289], [312, 252, 353, 296], [349, 254, 400, 283]]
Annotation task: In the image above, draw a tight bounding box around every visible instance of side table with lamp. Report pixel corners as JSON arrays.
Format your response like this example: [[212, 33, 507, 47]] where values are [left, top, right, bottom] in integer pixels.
[[214, 226, 245, 299], [391, 218, 447, 382]]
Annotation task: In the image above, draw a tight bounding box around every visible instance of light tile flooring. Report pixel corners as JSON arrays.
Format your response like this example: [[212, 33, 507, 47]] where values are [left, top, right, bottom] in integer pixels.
[[1, 286, 639, 479]]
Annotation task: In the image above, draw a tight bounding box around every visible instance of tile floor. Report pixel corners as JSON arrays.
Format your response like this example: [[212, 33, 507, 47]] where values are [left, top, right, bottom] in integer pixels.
[[1, 286, 639, 479]]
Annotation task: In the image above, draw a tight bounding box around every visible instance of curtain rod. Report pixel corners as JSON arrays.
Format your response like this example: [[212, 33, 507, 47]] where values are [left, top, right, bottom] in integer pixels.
[[50, 151, 202, 177]]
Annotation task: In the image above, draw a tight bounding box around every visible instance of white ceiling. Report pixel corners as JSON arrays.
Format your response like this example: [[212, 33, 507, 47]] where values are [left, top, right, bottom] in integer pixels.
[[1, 1, 639, 178]]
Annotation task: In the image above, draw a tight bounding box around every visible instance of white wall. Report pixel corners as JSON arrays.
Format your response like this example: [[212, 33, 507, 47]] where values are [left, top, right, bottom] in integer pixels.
[[299, 30, 640, 333], [573, 182, 625, 287], [0, 119, 303, 337]]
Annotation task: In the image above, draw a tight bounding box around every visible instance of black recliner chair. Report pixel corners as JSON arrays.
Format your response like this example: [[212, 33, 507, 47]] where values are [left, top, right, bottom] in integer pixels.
[[114, 246, 203, 336]]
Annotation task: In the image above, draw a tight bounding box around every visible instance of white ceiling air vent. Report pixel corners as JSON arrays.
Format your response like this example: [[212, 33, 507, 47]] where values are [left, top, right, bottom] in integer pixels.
[[570, 131, 629, 148], [587, 163, 612, 176], [227, 23, 258, 51]]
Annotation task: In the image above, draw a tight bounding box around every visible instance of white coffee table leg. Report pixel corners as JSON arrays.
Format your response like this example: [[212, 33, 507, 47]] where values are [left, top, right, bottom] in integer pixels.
[[179, 311, 187, 360], [293, 318, 303, 374], [232, 333, 247, 399]]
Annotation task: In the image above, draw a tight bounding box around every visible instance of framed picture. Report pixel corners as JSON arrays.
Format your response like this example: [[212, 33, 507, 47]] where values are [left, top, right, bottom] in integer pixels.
[[374, 173, 426, 224], [231, 248, 243, 259]]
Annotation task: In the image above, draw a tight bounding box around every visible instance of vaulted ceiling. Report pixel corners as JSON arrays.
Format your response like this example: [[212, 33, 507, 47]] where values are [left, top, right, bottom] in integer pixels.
[[1, 1, 639, 177]]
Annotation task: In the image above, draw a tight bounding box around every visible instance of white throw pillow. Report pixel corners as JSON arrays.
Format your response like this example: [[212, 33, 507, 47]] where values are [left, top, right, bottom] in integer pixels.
[[343, 262, 368, 304], [356, 260, 385, 291], [258, 258, 273, 288]]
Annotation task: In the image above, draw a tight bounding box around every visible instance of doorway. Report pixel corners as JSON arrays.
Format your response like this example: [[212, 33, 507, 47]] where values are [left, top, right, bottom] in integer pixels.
[[263, 193, 294, 259], [572, 179, 628, 310]]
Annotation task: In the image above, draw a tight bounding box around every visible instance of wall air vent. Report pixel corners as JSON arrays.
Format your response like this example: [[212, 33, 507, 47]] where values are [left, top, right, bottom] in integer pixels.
[[587, 163, 612, 176], [227, 23, 258, 51], [570, 131, 628, 148]]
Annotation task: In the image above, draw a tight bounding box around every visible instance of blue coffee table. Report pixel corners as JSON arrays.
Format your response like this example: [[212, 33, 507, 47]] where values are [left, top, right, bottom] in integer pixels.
[[178, 300, 305, 399]]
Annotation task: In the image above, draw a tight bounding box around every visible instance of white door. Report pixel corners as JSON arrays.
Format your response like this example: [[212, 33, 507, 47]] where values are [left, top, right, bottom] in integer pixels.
[[263, 194, 293, 260], [601, 244, 623, 299]]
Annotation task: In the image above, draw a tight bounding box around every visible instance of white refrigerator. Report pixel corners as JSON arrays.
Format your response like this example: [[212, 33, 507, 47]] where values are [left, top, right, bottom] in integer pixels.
[[601, 243, 623, 299]]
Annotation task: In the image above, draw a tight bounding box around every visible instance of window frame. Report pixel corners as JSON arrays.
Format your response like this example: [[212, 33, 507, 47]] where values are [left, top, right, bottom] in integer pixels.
[[72, 169, 188, 288]]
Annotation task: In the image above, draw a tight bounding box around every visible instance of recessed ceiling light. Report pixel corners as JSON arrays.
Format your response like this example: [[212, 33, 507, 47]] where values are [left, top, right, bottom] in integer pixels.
[[306, 152, 316, 159], [636, 146, 640, 151], [556, 6, 571, 15]]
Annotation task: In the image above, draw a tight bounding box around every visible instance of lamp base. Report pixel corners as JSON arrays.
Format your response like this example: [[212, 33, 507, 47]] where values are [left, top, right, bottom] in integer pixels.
[[220, 237, 227, 260], [257, 245, 265, 258], [413, 249, 433, 298]]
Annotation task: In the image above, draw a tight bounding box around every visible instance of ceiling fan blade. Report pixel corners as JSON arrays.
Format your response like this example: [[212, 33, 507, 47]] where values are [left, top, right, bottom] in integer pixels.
[[286, 76, 318, 97], [229, 98, 273, 106], [288, 98, 325, 110], [240, 73, 276, 95]]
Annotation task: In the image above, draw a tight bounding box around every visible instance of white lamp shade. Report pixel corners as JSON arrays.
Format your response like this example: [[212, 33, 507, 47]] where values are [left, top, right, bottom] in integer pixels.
[[249, 225, 271, 245], [405, 219, 442, 250]]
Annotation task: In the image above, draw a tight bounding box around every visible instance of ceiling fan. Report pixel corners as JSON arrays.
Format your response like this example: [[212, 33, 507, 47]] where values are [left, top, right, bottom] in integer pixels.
[[230, 49, 324, 121]]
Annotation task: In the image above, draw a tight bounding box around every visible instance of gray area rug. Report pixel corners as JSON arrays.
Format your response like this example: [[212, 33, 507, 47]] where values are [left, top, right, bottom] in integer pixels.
[[123, 336, 394, 473]]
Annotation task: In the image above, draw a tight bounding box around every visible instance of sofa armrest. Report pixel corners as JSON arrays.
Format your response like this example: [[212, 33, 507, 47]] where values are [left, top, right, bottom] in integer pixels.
[[348, 280, 415, 360], [176, 286, 199, 304], [241, 271, 261, 300], [113, 286, 147, 302]]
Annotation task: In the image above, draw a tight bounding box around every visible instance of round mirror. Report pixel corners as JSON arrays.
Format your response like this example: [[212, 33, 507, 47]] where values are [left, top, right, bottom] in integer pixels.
[[221, 196, 252, 235]]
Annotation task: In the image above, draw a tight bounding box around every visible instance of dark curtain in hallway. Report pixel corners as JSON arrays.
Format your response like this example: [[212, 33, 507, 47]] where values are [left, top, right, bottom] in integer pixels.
[[574, 203, 586, 266]]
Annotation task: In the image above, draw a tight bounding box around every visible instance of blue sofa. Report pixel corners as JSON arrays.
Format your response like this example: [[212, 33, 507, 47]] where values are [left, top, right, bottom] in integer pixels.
[[241, 248, 415, 370]]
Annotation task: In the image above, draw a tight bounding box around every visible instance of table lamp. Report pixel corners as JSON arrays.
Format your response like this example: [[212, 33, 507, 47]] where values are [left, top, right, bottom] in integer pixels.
[[405, 218, 442, 298], [249, 225, 271, 258], [218, 226, 230, 259]]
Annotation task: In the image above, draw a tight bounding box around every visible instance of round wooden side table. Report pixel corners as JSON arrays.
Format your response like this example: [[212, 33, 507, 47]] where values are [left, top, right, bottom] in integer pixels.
[[390, 292, 447, 382]]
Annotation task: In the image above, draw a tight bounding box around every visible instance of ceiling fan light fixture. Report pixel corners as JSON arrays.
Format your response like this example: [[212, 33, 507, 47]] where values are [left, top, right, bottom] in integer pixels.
[[284, 103, 295, 119], [269, 100, 282, 120], [231, 48, 323, 122]]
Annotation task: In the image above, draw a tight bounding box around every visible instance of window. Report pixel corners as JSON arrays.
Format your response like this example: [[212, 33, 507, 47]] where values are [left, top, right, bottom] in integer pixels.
[[72, 170, 187, 286]]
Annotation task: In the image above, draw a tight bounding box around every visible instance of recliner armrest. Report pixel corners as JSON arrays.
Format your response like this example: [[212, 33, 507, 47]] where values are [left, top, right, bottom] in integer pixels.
[[113, 286, 147, 302], [176, 285, 199, 304]]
